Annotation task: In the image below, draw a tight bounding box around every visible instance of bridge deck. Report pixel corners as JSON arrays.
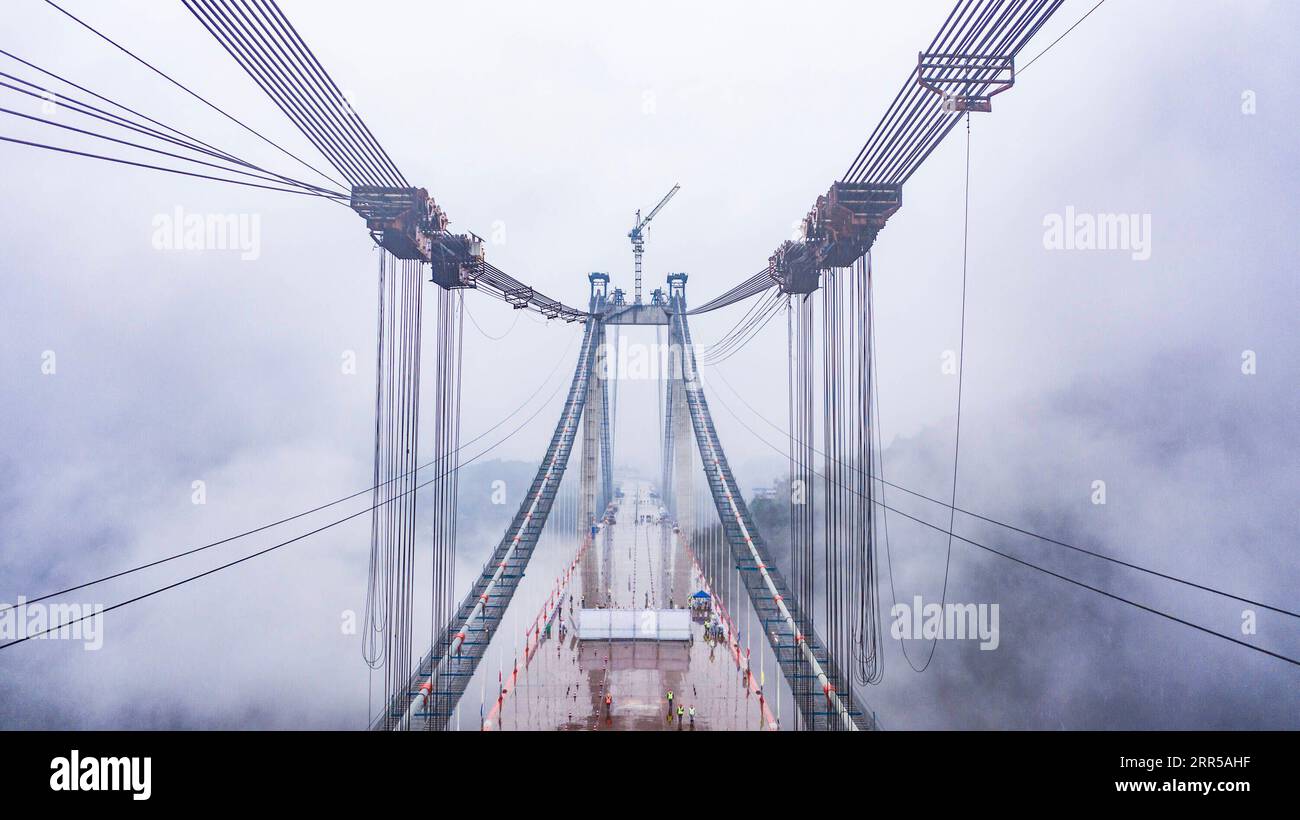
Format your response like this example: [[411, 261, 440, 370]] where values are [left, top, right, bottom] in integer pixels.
[[482, 481, 771, 731]]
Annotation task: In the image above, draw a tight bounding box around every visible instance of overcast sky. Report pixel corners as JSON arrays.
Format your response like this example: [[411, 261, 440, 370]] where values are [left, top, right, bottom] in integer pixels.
[[0, 0, 1296, 729]]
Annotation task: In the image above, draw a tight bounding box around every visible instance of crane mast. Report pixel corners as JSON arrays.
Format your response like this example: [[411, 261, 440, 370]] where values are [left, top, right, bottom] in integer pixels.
[[628, 183, 680, 304]]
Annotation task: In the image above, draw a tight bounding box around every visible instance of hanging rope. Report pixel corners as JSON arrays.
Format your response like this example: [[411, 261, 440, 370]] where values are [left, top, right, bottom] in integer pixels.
[[427, 289, 465, 728], [362, 253, 427, 728], [789, 291, 816, 728], [874, 112, 974, 676], [814, 257, 886, 697], [854, 254, 884, 687], [910, 111, 974, 674]]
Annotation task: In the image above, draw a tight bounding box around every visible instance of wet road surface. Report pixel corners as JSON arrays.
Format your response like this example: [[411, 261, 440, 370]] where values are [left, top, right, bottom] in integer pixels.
[[487, 481, 772, 731]]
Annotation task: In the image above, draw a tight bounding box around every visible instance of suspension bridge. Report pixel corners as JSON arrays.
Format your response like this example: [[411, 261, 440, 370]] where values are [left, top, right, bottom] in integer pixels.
[[3, 0, 1296, 734]]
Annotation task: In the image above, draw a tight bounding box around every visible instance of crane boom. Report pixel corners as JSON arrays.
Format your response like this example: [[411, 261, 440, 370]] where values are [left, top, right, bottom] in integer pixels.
[[637, 183, 680, 231]]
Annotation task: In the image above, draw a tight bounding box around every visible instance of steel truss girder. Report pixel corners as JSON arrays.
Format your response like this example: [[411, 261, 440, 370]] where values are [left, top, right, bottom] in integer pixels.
[[670, 301, 876, 731]]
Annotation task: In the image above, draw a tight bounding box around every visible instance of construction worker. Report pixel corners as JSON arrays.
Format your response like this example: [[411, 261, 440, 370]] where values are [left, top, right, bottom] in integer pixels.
[[676, 704, 685, 728], [605, 692, 612, 718], [666, 689, 674, 718], [688, 705, 696, 727]]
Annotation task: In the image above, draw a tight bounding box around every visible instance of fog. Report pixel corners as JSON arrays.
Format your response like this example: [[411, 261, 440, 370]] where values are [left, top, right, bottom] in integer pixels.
[[0, 0, 1295, 728]]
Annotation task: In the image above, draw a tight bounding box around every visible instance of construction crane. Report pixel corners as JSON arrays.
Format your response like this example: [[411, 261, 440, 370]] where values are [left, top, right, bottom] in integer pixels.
[[628, 183, 680, 304]]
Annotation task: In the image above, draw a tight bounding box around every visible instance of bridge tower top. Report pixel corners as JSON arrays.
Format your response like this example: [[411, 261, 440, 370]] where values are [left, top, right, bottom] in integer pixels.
[[667, 272, 687, 302], [590, 271, 608, 309]]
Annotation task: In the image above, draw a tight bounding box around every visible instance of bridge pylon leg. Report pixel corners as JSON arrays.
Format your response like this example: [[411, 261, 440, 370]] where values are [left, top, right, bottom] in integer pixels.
[[672, 345, 693, 534], [580, 323, 604, 603]]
